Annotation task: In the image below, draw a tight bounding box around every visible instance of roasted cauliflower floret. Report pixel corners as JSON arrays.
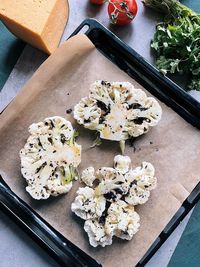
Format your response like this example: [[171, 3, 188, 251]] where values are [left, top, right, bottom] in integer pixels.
[[125, 185, 151, 205], [126, 97, 162, 138], [105, 201, 140, 240], [74, 97, 101, 130], [80, 167, 96, 187], [114, 155, 131, 174], [20, 116, 81, 200], [84, 219, 113, 247], [124, 162, 157, 205], [90, 80, 113, 107], [95, 168, 129, 197], [71, 155, 157, 247], [74, 81, 162, 153], [71, 187, 106, 220], [135, 162, 157, 190]]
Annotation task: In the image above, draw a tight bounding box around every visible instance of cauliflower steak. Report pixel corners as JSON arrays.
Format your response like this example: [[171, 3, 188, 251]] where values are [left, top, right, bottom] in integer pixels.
[[71, 155, 157, 247], [74, 81, 162, 152], [20, 116, 81, 200]]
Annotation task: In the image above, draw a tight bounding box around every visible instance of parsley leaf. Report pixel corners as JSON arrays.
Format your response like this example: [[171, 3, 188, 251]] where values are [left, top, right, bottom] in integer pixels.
[[143, 0, 200, 90]]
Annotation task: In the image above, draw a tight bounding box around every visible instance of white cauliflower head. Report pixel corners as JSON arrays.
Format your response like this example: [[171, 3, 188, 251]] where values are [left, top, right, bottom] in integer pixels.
[[20, 116, 81, 200], [74, 81, 162, 152], [71, 155, 157, 247]]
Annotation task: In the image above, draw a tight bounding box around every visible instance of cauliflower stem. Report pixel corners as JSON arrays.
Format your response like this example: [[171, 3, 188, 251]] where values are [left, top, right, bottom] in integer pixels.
[[61, 165, 78, 185]]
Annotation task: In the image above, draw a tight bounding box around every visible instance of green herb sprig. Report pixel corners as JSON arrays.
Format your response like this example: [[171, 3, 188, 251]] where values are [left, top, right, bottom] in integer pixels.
[[143, 0, 200, 90]]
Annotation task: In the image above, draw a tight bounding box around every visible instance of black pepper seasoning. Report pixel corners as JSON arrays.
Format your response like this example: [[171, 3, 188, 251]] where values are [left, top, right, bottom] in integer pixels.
[[66, 108, 72, 114]]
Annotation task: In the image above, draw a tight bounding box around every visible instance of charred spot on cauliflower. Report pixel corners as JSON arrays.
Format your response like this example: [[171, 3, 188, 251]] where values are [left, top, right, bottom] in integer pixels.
[[71, 155, 157, 247], [20, 116, 81, 200], [74, 81, 162, 153]]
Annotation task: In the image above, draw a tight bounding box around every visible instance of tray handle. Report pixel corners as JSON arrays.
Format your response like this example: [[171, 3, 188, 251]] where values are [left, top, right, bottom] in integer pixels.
[[69, 18, 100, 37]]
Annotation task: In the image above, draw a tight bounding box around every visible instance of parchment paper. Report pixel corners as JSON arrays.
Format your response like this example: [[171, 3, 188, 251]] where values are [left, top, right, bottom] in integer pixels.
[[1, 34, 200, 267]]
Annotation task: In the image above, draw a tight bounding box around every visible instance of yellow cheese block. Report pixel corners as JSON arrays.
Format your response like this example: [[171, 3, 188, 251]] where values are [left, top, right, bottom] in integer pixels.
[[0, 0, 69, 55]]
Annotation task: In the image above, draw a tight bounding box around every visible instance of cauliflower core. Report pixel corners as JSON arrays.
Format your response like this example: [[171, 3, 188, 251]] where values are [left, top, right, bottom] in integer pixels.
[[20, 116, 81, 200], [74, 81, 162, 152], [71, 155, 157, 247]]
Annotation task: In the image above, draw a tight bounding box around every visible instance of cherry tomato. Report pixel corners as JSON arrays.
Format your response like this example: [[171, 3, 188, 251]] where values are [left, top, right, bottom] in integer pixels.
[[90, 0, 105, 4], [108, 0, 138, 25]]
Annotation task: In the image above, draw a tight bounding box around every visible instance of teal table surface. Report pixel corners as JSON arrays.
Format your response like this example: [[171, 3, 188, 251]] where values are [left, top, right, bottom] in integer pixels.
[[181, 0, 200, 12], [0, 21, 24, 91], [0, 1, 200, 267], [169, 202, 200, 267]]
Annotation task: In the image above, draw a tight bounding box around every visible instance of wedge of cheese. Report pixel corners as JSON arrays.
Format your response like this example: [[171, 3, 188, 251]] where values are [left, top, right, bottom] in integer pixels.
[[0, 0, 69, 55]]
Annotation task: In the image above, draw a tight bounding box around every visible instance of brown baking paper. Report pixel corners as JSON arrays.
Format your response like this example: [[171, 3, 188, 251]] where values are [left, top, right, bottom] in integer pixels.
[[1, 34, 200, 267]]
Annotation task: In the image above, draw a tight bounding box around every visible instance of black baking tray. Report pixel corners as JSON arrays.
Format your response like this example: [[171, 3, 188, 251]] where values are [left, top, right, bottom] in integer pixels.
[[1, 18, 200, 267]]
